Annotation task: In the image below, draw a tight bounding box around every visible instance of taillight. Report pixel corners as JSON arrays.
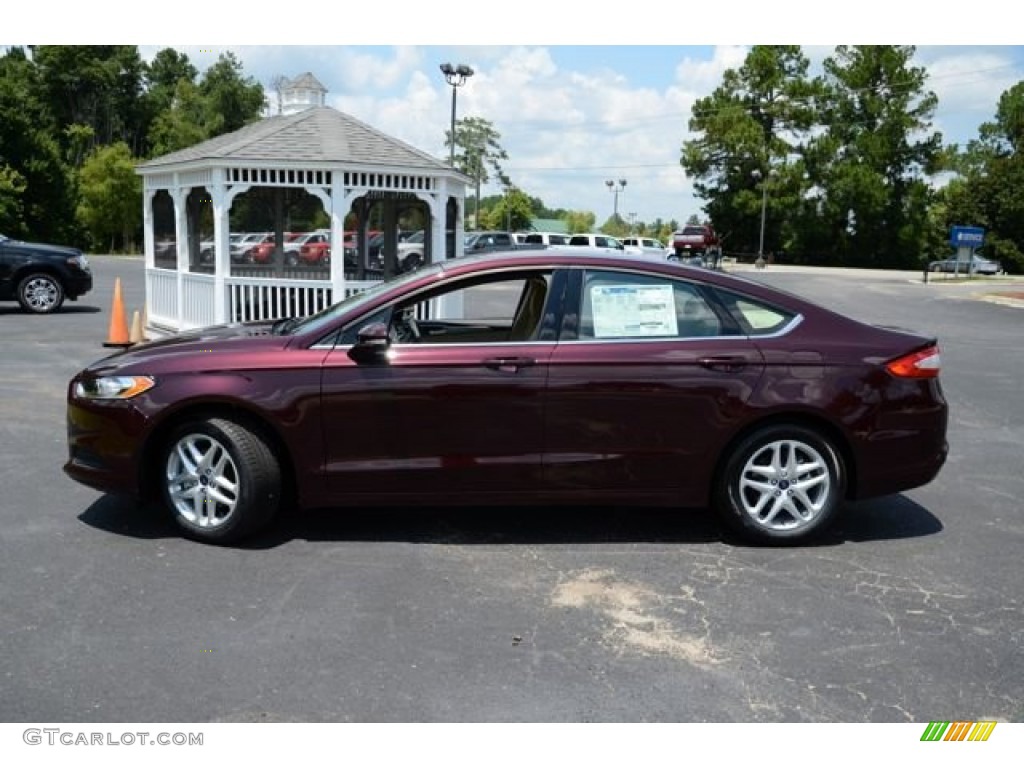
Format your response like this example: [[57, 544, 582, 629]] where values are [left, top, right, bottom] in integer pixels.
[[886, 346, 941, 379]]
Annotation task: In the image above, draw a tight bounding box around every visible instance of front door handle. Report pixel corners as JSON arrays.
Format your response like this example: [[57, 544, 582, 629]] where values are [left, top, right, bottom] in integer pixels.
[[483, 356, 536, 373], [698, 355, 748, 373]]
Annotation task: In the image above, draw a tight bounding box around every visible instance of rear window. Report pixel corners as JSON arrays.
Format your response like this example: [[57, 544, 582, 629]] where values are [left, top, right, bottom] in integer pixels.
[[714, 289, 797, 336]]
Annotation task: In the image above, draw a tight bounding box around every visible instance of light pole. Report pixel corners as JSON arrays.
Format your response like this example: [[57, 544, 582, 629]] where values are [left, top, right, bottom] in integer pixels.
[[752, 168, 777, 268], [440, 63, 474, 168], [605, 178, 627, 220]]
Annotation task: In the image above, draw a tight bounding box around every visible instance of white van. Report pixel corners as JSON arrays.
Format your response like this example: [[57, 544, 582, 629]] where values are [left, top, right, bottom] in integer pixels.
[[521, 232, 572, 247]]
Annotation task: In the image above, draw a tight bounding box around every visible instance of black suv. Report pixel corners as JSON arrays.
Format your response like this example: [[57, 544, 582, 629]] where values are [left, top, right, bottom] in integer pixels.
[[0, 234, 93, 313]]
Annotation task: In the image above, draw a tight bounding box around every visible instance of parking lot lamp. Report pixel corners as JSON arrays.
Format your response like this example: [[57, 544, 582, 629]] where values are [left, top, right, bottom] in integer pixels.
[[440, 63, 474, 167], [605, 179, 627, 220], [753, 168, 777, 267]]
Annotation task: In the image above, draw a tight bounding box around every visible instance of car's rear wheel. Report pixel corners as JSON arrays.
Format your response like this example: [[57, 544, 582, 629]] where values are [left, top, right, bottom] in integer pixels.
[[714, 425, 843, 545], [17, 272, 65, 314], [161, 417, 280, 544]]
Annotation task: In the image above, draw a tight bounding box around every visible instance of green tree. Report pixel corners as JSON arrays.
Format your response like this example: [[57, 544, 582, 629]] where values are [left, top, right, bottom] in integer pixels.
[[562, 210, 596, 234], [682, 45, 819, 257], [483, 187, 534, 230], [446, 116, 508, 228], [805, 45, 943, 267], [76, 142, 143, 252], [0, 164, 27, 232], [146, 52, 264, 158], [0, 47, 77, 241], [939, 81, 1024, 273], [198, 52, 266, 135], [31, 46, 146, 156], [148, 78, 209, 156]]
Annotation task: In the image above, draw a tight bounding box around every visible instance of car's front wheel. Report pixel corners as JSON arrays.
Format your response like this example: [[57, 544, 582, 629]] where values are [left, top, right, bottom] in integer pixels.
[[17, 272, 65, 314], [161, 417, 281, 544], [714, 425, 844, 545]]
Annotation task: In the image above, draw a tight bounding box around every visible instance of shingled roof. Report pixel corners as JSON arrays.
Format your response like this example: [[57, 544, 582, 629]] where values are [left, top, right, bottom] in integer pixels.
[[138, 106, 451, 172]]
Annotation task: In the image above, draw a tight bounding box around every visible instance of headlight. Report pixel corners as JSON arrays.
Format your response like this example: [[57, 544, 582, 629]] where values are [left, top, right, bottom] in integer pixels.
[[68, 253, 89, 270], [74, 376, 155, 400]]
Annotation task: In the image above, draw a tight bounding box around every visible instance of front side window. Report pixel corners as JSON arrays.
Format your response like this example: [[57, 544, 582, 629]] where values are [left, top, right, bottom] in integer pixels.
[[352, 270, 557, 346], [578, 270, 723, 340]]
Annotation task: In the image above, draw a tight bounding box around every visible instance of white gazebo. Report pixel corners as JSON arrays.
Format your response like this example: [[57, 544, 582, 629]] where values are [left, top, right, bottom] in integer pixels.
[[136, 74, 469, 334]]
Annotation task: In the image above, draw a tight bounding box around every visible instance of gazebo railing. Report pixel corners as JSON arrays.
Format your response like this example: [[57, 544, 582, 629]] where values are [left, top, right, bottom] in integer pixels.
[[146, 268, 178, 329], [225, 276, 383, 323], [146, 267, 385, 331], [183, 273, 216, 328]]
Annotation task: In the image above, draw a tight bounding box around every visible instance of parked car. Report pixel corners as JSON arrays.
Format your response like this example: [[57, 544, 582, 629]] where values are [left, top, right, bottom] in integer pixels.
[[671, 224, 719, 259], [928, 254, 1002, 275], [567, 233, 627, 251], [285, 231, 331, 266], [0, 233, 92, 314], [620, 236, 666, 256], [249, 233, 298, 264], [463, 231, 520, 255], [395, 230, 425, 272], [64, 250, 948, 546], [521, 232, 571, 247], [231, 232, 271, 263]]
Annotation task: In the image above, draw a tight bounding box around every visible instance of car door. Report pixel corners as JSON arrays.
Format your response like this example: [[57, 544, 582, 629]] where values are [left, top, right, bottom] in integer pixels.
[[544, 267, 765, 502], [319, 267, 563, 502]]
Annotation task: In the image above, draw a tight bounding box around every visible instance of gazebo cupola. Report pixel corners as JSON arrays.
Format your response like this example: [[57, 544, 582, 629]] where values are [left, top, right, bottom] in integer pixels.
[[280, 72, 328, 115]]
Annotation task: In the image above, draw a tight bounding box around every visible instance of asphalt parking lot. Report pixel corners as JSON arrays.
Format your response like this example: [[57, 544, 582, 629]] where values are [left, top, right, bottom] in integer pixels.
[[2, 256, 1022, 722]]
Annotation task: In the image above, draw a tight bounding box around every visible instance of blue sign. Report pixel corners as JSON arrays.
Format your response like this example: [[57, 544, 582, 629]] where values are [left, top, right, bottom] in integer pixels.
[[950, 226, 984, 247]]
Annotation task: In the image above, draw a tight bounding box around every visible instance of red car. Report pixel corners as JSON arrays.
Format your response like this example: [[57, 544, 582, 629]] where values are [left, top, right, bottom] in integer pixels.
[[65, 252, 948, 545], [249, 233, 298, 264], [285, 232, 331, 266]]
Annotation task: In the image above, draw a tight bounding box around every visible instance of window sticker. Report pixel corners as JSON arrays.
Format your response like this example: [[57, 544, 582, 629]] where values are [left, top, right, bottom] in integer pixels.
[[590, 284, 678, 338]]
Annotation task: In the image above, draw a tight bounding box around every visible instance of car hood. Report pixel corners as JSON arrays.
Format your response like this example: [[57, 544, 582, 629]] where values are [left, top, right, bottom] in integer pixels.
[[83, 321, 289, 375], [4, 239, 81, 258]]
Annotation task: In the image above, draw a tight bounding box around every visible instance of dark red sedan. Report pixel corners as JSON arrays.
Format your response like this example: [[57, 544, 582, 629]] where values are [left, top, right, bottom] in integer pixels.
[[65, 252, 948, 545]]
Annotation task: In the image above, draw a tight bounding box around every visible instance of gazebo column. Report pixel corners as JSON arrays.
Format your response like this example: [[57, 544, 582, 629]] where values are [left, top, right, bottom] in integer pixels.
[[382, 200, 398, 277], [171, 185, 190, 330], [210, 169, 229, 325], [143, 188, 156, 271], [425, 181, 446, 266], [332, 183, 360, 302], [453, 184, 466, 258]]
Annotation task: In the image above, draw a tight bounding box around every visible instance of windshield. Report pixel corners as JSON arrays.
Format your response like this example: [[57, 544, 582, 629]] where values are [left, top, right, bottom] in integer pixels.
[[288, 263, 445, 337]]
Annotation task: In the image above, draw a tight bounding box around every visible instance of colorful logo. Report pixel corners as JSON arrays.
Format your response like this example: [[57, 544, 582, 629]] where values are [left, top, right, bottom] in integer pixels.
[[921, 721, 997, 742]]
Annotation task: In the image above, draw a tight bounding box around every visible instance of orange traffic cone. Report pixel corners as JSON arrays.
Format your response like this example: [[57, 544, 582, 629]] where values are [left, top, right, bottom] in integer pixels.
[[103, 277, 131, 348]]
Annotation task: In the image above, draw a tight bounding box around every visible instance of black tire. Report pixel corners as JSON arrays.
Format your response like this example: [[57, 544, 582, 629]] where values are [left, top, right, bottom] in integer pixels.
[[714, 424, 844, 545], [161, 417, 281, 544], [17, 272, 65, 314], [284, 253, 298, 267]]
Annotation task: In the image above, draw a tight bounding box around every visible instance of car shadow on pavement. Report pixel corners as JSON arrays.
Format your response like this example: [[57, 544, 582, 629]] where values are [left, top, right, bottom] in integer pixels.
[[78, 492, 942, 549], [0, 304, 101, 315]]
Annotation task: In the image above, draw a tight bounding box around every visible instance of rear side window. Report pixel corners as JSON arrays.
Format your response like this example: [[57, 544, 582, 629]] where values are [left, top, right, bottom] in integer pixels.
[[714, 288, 797, 336]]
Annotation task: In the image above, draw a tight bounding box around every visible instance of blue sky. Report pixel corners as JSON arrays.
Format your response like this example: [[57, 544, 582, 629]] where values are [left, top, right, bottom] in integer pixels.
[[12, 3, 1024, 228]]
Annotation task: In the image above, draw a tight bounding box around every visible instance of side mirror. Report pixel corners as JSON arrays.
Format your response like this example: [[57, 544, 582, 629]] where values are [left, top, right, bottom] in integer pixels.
[[347, 322, 391, 364]]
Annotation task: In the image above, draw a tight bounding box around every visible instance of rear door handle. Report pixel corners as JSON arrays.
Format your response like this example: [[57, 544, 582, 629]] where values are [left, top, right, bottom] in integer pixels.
[[483, 356, 536, 373], [697, 355, 748, 373]]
